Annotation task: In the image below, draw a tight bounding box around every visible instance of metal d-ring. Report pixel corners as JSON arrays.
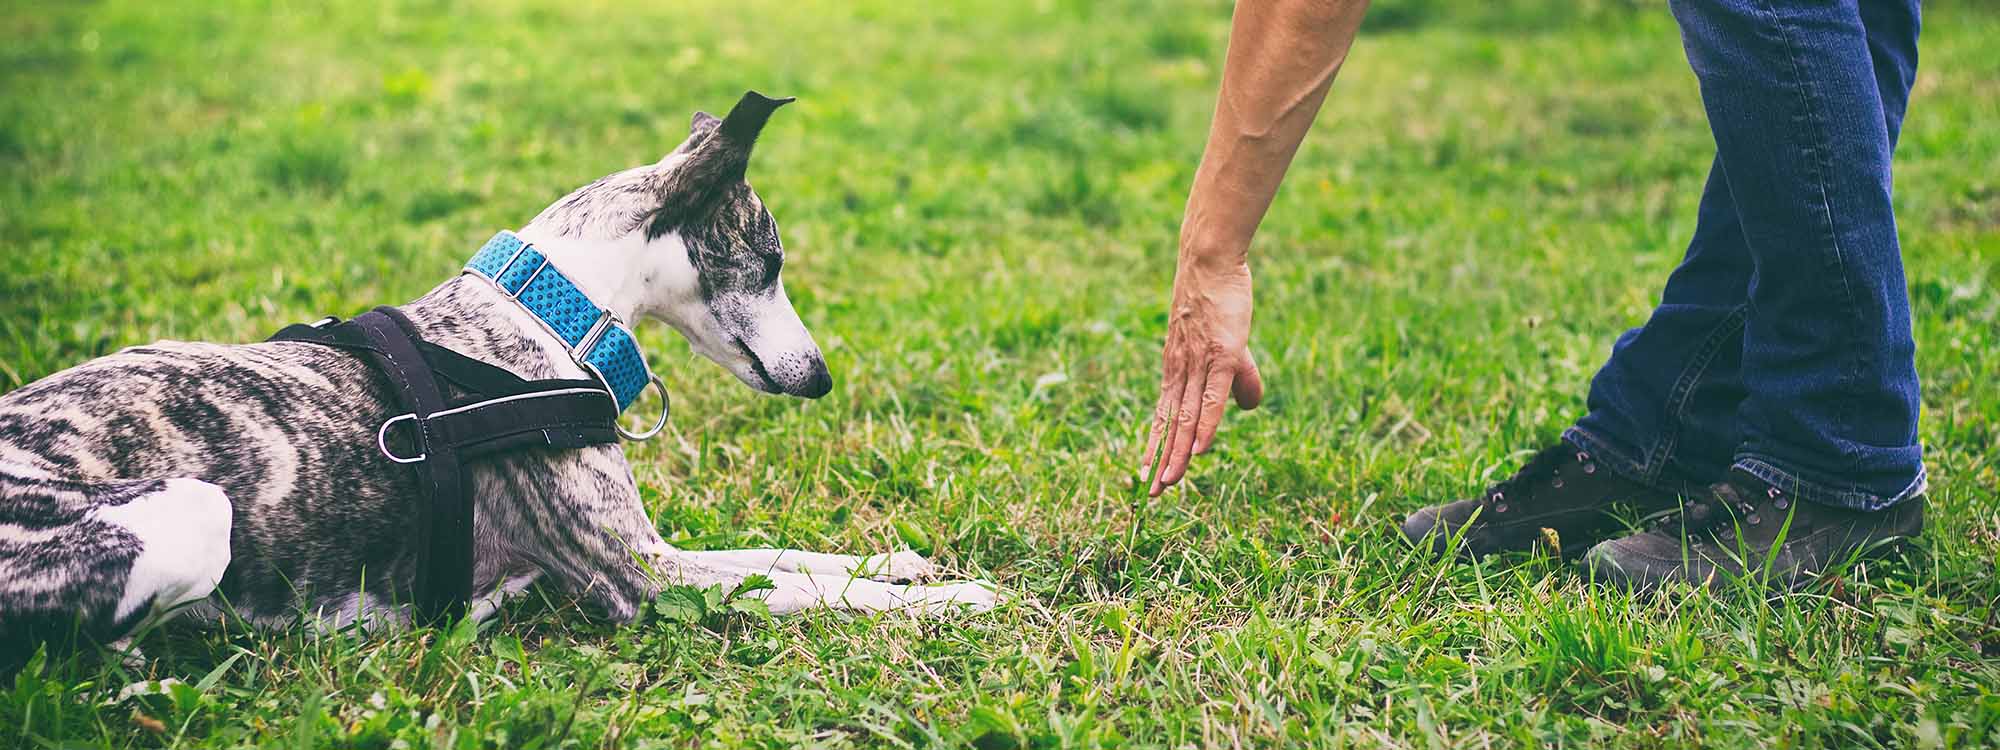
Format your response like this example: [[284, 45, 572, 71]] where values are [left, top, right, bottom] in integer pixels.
[[585, 364, 670, 442], [617, 375, 671, 441], [376, 413, 427, 464]]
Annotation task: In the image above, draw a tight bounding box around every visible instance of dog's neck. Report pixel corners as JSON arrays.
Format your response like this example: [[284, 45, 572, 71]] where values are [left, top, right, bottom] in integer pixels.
[[398, 228, 689, 388], [514, 226, 690, 325], [401, 278, 585, 382]]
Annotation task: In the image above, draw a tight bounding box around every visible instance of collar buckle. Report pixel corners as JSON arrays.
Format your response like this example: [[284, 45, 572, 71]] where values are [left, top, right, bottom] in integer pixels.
[[572, 309, 616, 359]]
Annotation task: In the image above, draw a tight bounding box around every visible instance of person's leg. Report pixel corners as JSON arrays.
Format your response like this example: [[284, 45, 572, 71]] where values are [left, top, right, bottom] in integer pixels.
[[1571, 0, 1923, 509], [1677, 0, 1923, 510], [1404, 0, 1926, 559], [1860, 0, 1921, 149], [1583, 0, 1926, 590], [1566, 158, 1752, 491]]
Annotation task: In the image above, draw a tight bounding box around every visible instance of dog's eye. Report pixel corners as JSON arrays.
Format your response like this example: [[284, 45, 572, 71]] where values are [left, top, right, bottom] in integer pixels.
[[751, 214, 783, 287], [758, 252, 782, 287]]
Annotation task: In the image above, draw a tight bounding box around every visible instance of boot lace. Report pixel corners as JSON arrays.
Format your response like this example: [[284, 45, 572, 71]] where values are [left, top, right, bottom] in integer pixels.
[[1650, 481, 1782, 533], [1480, 443, 1592, 515]]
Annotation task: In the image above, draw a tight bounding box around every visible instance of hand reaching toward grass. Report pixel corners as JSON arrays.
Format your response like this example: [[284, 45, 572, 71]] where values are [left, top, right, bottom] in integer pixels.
[[1142, 257, 1264, 495], [1137, 0, 1370, 494]]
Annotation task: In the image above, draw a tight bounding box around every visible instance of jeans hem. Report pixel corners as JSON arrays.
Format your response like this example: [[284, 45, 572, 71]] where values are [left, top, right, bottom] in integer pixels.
[[1732, 454, 1927, 511]]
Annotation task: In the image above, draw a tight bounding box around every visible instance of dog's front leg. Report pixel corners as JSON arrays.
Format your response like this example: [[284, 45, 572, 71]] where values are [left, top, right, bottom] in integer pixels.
[[595, 540, 993, 616], [502, 453, 997, 621], [479, 451, 682, 623], [656, 553, 998, 615], [678, 548, 940, 583], [752, 569, 999, 615]]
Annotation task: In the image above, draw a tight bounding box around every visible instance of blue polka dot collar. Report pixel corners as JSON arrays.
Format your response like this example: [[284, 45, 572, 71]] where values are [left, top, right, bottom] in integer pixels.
[[463, 231, 657, 415]]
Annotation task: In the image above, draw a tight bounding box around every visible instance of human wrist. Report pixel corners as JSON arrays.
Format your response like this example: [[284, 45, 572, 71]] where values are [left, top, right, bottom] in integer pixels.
[[1176, 233, 1249, 274]]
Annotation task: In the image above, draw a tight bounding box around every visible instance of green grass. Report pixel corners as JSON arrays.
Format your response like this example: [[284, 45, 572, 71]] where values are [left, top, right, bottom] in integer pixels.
[[3, 0, 1998, 746]]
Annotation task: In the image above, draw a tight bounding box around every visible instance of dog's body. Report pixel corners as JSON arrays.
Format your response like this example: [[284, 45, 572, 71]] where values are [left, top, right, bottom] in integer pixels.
[[0, 93, 992, 661]]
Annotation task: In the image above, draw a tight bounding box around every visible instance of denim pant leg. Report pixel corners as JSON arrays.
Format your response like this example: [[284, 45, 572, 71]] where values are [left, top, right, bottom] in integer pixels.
[[1567, 160, 1752, 492], [1570, 0, 1924, 508], [1672, 0, 1924, 510]]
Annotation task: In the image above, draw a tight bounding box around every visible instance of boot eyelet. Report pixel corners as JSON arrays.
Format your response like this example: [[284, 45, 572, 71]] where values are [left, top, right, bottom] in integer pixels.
[[1495, 503, 1509, 513], [1583, 463, 1597, 475], [1747, 514, 1761, 526], [1774, 498, 1789, 510], [1552, 478, 1565, 489]]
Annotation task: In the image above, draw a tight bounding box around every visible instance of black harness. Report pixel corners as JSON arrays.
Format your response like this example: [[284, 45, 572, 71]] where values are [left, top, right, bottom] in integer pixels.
[[271, 306, 622, 623]]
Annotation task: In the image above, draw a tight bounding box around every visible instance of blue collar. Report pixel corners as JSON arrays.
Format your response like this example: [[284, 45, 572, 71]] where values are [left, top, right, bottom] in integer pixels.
[[463, 231, 654, 413]]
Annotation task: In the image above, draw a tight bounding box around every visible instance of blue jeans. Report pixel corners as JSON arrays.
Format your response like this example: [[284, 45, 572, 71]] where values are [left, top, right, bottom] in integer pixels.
[[1567, 0, 1925, 511]]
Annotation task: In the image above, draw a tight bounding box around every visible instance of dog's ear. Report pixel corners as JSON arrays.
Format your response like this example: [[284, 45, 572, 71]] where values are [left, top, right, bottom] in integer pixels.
[[670, 111, 723, 156], [649, 91, 793, 233], [682, 91, 792, 183], [691, 110, 722, 135], [712, 90, 793, 157]]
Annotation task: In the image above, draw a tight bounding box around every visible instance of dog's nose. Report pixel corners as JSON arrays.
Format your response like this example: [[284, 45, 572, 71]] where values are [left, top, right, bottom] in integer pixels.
[[796, 358, 832, 399]]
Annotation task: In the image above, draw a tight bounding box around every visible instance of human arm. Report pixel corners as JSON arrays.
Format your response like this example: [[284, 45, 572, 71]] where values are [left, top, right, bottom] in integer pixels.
[[1140, 0, 1370, 495]]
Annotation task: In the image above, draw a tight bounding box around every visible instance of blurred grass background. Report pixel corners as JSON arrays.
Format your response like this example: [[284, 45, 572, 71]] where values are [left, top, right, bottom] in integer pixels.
[[2, 0, 1997, 746]]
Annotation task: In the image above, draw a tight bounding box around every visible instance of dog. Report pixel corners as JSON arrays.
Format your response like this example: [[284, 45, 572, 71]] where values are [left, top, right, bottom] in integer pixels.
[[0, 92, 996, 664]]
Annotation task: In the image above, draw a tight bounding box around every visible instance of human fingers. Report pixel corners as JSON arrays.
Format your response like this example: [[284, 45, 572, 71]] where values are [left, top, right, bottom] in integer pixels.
[[1191, 359, 1236, 455], [1138, 344, 1187, 482], [1151, 355, 1211, 495]]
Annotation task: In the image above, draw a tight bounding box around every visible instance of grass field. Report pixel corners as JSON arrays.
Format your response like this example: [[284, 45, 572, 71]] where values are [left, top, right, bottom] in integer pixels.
[[4, 0, 1998, 746]]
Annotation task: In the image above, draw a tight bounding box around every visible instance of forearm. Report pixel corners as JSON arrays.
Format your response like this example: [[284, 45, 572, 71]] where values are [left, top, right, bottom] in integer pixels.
[[1180, 0, 1369, 268]]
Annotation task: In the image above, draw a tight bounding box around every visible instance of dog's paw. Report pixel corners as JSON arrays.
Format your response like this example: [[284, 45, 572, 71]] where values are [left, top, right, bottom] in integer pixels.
[[895, 579, 1001, 614], [110, 638, 148, 672], [859, 550, 941, 583]]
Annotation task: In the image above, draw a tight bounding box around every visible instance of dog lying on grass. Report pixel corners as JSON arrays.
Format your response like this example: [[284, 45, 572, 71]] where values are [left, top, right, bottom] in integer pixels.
[[0, 92, 995, 665]]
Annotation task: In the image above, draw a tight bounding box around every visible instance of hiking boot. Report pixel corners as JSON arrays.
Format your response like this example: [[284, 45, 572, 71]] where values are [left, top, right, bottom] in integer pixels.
[[1584, 469, 1925, 592], [1401, 441, 1684, 559]]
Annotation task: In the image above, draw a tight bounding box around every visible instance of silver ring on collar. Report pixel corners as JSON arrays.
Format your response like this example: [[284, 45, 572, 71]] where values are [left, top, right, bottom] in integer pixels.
[[586, 367, 670, 442], [619, 375, 671, 441]]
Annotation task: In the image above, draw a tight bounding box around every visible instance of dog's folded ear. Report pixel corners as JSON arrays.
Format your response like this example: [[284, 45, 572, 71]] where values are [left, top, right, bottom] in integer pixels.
[[669, 112, 723, 157], [667, 90, 790, 164], [668, 91, 793, 183], [648, 92, 795, 233], [683, 91, 792, 184], [690, 110, 721, 135]]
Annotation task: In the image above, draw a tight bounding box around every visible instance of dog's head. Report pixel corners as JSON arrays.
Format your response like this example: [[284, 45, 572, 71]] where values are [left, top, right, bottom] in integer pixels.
[[520, 91, 830, 399]]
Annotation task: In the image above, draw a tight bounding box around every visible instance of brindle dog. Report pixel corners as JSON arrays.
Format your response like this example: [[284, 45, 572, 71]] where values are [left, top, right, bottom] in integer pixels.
[[0, 92, 995, 666]]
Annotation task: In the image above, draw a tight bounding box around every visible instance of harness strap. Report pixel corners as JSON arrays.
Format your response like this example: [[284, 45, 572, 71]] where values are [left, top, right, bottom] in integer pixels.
[[271, 307, 621, 624], [413, 389, 618, 458], [271, 319, 589, 399], [357, 308, 470, 623]]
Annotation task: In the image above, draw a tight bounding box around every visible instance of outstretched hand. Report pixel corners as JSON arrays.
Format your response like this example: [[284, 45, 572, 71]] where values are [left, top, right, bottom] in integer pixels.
[[1139, 258, 1264, 496], [1130, 0, 1363, 496]]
